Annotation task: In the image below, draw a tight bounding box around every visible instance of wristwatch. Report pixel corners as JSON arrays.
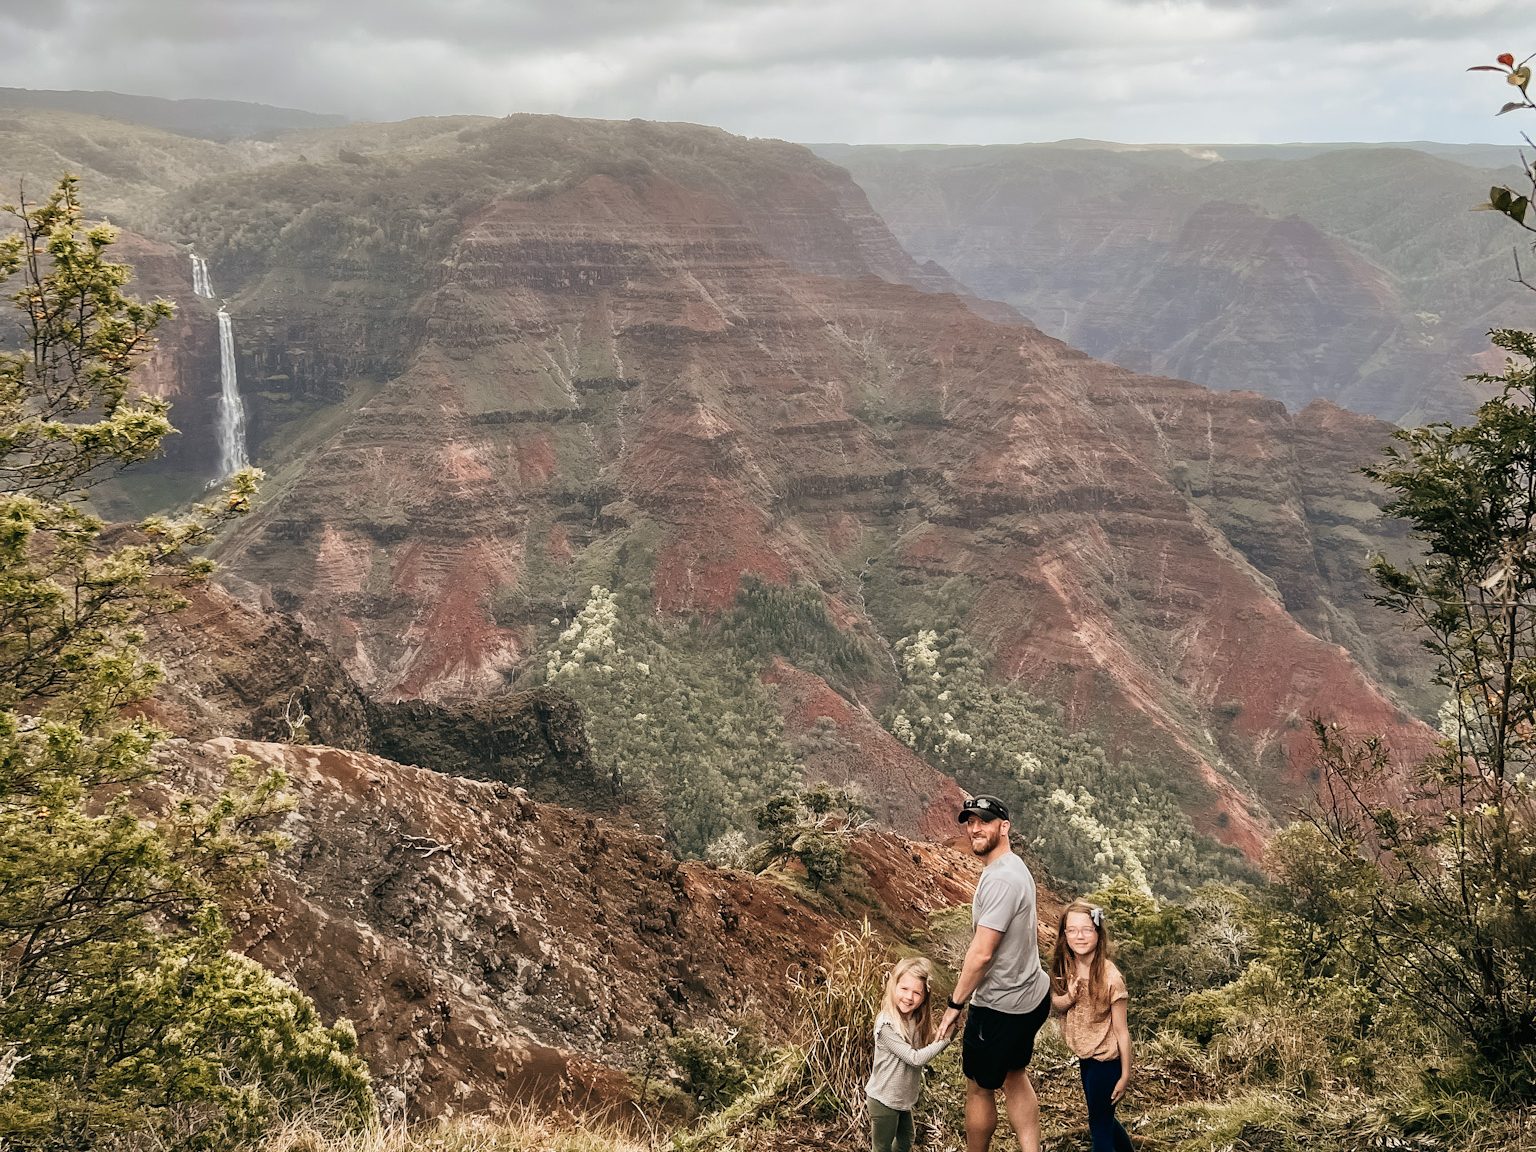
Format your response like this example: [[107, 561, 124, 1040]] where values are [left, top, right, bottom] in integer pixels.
[[947, 996, 966, 1010]]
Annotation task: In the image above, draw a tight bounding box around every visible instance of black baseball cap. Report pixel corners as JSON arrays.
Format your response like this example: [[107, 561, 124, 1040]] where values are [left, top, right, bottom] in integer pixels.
[[956, 794, 1009, 823]]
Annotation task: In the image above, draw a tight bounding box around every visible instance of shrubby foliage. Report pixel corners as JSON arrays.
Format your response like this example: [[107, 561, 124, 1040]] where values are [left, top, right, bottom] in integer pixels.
[[884, 625, 1248, 897], [664, 1025, 776, 1113], [722, 577, 880, 691], [751, 783, 868, 890], [1296, 326, 1536, 1086], [0, 178, 372, 1149], [540, 584, 801, 856]]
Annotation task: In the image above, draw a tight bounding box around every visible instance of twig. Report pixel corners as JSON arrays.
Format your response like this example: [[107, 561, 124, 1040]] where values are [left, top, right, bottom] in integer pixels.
[[401, 834, 458, 862]]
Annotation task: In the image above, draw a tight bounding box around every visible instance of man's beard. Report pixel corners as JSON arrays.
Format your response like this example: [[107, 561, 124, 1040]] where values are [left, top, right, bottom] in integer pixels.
[[970, 824, 1000, 856]]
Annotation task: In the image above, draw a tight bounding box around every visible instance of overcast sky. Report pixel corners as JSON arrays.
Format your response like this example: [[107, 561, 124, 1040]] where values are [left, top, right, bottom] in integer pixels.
[[1, 0, 1529, 144]]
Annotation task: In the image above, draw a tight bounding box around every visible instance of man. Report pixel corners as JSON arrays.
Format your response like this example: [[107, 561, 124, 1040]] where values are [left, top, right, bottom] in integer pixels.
[[937, 794, 1052, 1152]]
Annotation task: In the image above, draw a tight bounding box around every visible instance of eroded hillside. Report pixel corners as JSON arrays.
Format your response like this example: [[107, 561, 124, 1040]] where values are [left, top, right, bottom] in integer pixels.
[[5, 109, 1439, 882]]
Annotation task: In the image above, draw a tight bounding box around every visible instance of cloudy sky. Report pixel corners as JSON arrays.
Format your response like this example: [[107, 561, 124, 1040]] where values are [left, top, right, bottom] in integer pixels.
[[2, 0, 1529, 144]]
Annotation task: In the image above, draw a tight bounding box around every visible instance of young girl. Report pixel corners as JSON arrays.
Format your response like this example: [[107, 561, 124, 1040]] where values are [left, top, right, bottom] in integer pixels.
[[865, 956, 952, 1152], [1051, 901, 1134, 1152]]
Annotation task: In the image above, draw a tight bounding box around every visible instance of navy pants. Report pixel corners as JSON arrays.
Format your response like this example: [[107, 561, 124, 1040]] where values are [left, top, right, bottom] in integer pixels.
[[1079, 1057, 1133, 1152]]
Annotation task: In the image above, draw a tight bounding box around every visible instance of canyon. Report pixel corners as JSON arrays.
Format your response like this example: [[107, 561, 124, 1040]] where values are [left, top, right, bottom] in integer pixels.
[[4, 106, 1445, 840], [1, 97, 1464, 1114]]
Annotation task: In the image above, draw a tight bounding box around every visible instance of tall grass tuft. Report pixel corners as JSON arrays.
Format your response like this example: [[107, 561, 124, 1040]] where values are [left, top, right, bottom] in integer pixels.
[[784, 919, 888, 1133]]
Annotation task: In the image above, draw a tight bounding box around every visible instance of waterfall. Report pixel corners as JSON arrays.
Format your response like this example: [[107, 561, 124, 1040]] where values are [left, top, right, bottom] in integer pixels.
[[216, 307, 248, 477], [191, 254, 213, 298]]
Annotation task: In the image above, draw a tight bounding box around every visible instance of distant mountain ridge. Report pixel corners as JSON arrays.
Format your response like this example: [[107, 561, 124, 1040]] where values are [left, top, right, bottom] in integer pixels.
[[816, 140, 1528, 424], [0, 86, 347, 140], [809, 138, 1526, 168]]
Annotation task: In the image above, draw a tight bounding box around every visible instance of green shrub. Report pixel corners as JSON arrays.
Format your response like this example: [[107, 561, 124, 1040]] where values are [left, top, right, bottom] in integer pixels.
[[752, 785, 867, 891], [666, 1026, 775, 1113], [539, 586, 801, 856], [722, 578, 880, 689]]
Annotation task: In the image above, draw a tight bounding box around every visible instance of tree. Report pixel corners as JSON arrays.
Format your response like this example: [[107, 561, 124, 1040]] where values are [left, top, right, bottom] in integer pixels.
[[752, 784, 866, 890], [1288, 58, 1536, 1092], [1306, 334, 1536, 1080], [0, 178, 373, 1148]]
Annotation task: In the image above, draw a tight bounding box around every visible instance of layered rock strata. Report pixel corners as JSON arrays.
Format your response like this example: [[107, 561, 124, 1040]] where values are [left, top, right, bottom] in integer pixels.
[[205, 137, 1427, 841]]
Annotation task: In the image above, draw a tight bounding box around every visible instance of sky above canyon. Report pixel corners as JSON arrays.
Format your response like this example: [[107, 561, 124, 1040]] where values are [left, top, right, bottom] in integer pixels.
[[1, 0, 1527, 144]]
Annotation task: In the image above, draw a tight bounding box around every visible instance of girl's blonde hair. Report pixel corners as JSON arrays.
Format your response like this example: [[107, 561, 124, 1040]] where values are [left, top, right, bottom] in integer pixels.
[[879, 956, 937, 1045], [1049, 899, 1111, 1005]]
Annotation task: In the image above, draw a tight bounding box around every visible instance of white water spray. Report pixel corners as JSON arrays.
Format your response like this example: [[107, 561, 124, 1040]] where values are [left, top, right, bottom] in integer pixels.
[[191, 254, 213, 298], [216, 307, 248, 477]]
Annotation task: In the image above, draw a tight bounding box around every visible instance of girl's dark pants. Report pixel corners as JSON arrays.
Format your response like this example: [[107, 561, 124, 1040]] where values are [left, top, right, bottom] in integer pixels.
[[867, 1095, 914, 1152], [1079, 1056, 1133, 1152]]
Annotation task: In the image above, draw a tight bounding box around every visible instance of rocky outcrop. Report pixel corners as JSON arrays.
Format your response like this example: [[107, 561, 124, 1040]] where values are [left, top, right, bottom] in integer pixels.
[[146, 583, 617, 809], [169, 737, 981, 1117]]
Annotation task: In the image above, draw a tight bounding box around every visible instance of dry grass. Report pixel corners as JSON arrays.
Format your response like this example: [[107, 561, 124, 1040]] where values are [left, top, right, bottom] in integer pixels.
[[784, 919, 887, 1133], [259, 1111, 651, 1152]]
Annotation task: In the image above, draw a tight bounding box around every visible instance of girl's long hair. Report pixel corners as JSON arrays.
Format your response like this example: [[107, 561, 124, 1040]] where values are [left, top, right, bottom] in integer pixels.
[[1049, 900, 1111, 1005], [879, 956, 936, 1045]]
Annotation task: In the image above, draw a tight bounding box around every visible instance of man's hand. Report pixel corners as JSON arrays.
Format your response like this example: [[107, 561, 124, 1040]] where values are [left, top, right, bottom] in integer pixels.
[[939, 1006, 961, 1040]]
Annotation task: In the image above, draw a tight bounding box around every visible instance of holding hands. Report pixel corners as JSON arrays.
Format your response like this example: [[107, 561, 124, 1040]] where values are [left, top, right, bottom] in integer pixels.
[[937, 1005, 961, 1041]]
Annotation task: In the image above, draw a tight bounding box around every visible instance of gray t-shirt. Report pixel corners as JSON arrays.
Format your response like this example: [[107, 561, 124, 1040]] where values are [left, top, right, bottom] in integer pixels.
[[970, 851, 1050, 1014]]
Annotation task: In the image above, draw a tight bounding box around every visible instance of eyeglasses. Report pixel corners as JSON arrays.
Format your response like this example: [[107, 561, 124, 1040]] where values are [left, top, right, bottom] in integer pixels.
[[1065, 907, 1104, 933]]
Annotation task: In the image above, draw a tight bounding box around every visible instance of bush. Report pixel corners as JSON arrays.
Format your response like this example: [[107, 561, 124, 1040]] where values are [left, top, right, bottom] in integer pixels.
[[753, 785, 867, 891], [666, 1026, 775, 1113]]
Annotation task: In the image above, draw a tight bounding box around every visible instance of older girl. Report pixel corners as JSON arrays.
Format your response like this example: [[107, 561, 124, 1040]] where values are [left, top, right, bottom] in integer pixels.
[[1051, 901, 1133, 1152]]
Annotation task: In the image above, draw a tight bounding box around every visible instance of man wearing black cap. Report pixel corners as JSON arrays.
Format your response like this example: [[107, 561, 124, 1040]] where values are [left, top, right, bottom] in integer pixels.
[[937, 794, 1052, 1152]]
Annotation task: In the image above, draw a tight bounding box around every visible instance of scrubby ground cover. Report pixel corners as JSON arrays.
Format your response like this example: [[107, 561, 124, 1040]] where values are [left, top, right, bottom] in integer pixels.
[[525, 572, 1251, 903], [265, 891, 1536, 1152]]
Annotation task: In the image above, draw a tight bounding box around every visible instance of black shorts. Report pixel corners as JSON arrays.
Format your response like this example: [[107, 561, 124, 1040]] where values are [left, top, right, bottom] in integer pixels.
[[961, 991, 1052, 1091]]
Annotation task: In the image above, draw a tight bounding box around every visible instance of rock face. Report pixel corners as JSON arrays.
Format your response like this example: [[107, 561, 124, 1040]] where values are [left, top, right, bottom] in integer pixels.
[[16, 110, 1440, 849], [763, 658, 971, 842], [87, 230, 226, 507], [145, 582, 612, 809], [135, 117, 1434, 850], [815, 142, 1521, 425], [170, 737, 981, 1117]]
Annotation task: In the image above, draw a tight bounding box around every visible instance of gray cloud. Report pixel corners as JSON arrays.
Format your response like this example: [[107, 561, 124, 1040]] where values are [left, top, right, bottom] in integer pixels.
[[0, 0, 1527, 142]]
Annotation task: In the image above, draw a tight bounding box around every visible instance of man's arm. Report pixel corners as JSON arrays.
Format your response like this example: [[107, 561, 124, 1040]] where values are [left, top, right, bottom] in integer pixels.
[[937, 925, 1004, 1037]]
